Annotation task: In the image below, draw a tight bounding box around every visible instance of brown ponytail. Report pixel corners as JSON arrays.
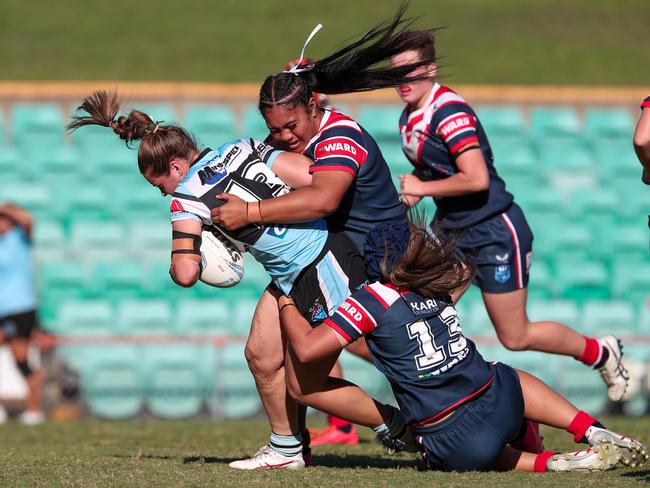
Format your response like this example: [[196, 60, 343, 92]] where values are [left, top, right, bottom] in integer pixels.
[[67, 90, 198, 177]]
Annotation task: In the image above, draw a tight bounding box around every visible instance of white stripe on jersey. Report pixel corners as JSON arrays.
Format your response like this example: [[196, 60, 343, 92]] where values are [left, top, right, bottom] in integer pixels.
[[433, 90, 467, 108], [367, 282, 402, 308], [317, 251, 350, 313], [441, 126, 475, 141], [500, 213, 523, 289]]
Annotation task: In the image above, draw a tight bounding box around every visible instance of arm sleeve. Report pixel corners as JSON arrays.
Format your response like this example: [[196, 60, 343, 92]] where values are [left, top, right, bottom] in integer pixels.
[[433, 104, 480, 157], [641, 96, 650, 109], [324, 289, 385, 343], [169, 193, 210, 223], [246, 139, 282, 169], [309, 127, 369, 177]]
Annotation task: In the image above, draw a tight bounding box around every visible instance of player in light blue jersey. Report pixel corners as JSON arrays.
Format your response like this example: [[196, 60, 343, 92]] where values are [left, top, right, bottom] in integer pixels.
[[68, 91, 407, 470]]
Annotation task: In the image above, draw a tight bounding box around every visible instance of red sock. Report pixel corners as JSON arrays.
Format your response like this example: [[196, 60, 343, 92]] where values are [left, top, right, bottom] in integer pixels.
[[567, 410, 598, 442], [533, 451, 556, 472], [328, 415, 353, 431], [578, 337, 601, 366]]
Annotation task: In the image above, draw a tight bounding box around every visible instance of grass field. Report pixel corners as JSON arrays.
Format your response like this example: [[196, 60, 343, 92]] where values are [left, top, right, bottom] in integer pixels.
[[2, 0, 650, 84], [1, 416, 648, 487]]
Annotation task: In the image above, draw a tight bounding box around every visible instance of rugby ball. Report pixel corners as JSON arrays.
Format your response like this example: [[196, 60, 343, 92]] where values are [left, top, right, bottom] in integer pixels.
[[199, 229, 244, 288]]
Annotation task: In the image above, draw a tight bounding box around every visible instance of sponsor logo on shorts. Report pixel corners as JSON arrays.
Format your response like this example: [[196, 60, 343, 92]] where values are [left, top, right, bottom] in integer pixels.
[[494, 264, 510, 283], [266, 225, 288, 239]]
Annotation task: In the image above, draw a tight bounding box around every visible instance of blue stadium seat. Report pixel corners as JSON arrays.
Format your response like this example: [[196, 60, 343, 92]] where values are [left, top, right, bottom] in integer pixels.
[[56, 299, 115, 335], [116, 299, 173, 334], [184, 105, 237, 145], [475, 106, 527, 138], [142, 345, 205, 419], [357, 105, 403, 144]]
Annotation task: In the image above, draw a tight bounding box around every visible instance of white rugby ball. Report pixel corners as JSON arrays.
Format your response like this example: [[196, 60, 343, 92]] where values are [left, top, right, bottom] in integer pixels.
[[199, 230, 244, 288]]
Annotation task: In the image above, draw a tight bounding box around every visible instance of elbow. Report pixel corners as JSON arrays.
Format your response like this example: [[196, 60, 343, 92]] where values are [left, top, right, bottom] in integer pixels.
[[313, 198, 339, 216], [293, 342, 319, 364], [170, 266, 199, 288], [472, 175, 490, 192], [633, 134, 650, 152]]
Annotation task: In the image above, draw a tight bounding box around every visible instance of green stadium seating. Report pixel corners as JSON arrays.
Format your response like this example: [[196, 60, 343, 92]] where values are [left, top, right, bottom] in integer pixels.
[[615, 191, 650, 225], [91, 261, 145, 302], [584, 107, 635, 142], [11, 103, 66, 149], [475, 106, 527, 138], [357, 105, 402, 143], [215, 344, 261, 418], [597, 223, 649, 265], [39, 261, 90, 326], [116, 299, 173, 334], [463, 302, 494, 338], [611, 261, 650, 310], [129, 103, 178, 125], [70, 221, 125, 262], [527, 300, 580, 326], [56, 187, 113, 226], [28, 146, 83, 185], [555, 259, 609, 303], [142, 345, 204, 419], [534, 224, 592, 263], [0, 147, 23, 182], [56, 299, 115, 335], [491, 137, 538, 179], [145, 261, 202, 301], [570, 188, 621, 224], [530, 107, 582, 139], [582, 300, 637, 335], [128, 220, 171, 261], [184, 105, 237, 145], [2, 183, 52, 220], [114, 181, 170, 222], [81, 345, 144, 419], [339, 353, 393, 404], [33, 221, 66, 263], [226, 297, 258, 335], [494, 349, 559, 389], [516, 187, 566, 220], [175, 299, 231, 335], [555, 358, 607, 414], [527, 260, 554, 300], [241, 105, 268, 140]]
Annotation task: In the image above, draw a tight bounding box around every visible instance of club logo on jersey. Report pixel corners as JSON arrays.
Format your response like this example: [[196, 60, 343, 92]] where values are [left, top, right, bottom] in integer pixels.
[[308, 299, 327, 324], [170, 199, 185, 213], [496, 253, 509, 263], [266, 225, 288, 239], [495, 264, 510, 283], [314, 136, 367, 167]]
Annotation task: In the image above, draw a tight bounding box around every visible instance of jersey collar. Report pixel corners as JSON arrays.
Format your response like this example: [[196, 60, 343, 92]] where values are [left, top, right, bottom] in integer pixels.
[[190, 147, 212, 167], [407, 83, 439, 121]]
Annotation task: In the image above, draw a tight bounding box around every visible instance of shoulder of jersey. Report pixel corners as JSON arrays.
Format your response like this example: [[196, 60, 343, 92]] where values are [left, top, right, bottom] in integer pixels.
[[319, 110, 363, 136], [431, 85, 471, 112]]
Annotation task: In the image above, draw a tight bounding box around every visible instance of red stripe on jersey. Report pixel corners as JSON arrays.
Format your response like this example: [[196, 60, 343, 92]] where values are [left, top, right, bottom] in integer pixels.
[[314, 136, 368, 167], [337, 297, 377, 334], [431, 85, 457, 104], [321, 110, 363, 134], [309, 165, 357, 176], [325, 317, 352, 343], [449, 136, 480, 155], [170, 199, 185, 213], [437, 114, 476, 142], [365, 285, 391, 309], [414, 376, 494, 426]]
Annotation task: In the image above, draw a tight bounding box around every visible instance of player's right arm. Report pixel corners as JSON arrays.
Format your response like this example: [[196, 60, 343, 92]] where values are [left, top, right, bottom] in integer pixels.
[[169, 218, 203, 288], [268, 151, 314, 189], [633, 97, 650, 184]]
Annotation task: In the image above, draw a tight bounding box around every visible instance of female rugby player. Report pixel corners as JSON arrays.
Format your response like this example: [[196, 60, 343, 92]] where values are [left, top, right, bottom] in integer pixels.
[[277, 218, 648, 473], [390, 32, 628, 402]]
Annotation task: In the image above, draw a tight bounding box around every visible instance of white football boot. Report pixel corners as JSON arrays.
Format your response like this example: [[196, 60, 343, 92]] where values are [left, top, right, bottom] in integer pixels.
[[597, 336, 629, 401], [585, 424, 649, 468], [229, 445, 305, 470], [546, 444, 621, 472], [18, 410, 45, 426]]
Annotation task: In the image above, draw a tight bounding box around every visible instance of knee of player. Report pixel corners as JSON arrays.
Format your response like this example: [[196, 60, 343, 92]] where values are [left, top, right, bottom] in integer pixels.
[[244, 346, 281, 380], [496, 329, 531, 351]]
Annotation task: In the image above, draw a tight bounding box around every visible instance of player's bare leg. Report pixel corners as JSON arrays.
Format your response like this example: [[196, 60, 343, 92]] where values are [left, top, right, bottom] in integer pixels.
[[10, 337, 44, 425], [482, 288, 628, 400]]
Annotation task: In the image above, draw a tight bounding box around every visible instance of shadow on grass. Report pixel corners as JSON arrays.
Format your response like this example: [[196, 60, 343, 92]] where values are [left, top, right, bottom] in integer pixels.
[[621, 469, 650, 482]]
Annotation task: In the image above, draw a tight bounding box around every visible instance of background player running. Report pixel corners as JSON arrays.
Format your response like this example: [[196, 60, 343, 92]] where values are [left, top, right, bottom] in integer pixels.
[[277, 218, 648, 473], [391, 31, 628, 402]]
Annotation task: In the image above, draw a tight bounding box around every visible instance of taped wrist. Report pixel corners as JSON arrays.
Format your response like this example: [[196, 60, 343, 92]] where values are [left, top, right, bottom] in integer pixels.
[[171, 230, 201, 256]]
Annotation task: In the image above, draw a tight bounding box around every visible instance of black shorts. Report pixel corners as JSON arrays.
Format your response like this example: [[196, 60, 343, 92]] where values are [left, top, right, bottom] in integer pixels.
[[291, 232, 368, 324], [0, 310, 38, 340]]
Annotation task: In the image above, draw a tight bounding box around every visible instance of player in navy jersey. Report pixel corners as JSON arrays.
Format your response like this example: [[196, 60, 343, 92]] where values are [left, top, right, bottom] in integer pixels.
[[633, 95, 650, 184], [389, 32, 628, 403], [68, 91, 417, 470], [277, 218, 647, 473], [210, 6, 445, 460]]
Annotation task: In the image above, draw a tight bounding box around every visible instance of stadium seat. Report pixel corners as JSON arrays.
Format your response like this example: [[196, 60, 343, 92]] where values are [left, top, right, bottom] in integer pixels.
[[516, 187, 566, 221], [584, 107, 635, 142], [597, 223, 649, 266], [0, 147, 23, 182], [2, 183, 52, 221], [82, 144, 135, 182], [39, 261, 90, 326], [475, 106, 527, 138], [555, 358, 608, 414], [611, 261, 650, 310], [529, 107, 582, 139], [116, 299, 173, 334], [69, 221, 125, 262], [582, 300, 637, 335], [142, 345, 205, 419], [55, 186, 113, 226], [128, 220, 171, 262], [129, 103, 178, 125], [145, 261, 201, 301], [28, 146, 83, 184], [555, 259, 609, 303], [357, 105, 403, 144], [490, 137, 538, 179], [91, 261, 146, 302], [184, 105, 237, 145], [114, 182, 170, 223], [226, 297, 258, 336], [615, 191, 650, 225], [33, 220, 66, 263], [214, 344, 261, 418], [56, 299, 115, 335], [569, 188, 621, 226], [534, 224, 592, 263], [527, 300, 580, 327], [11, 103, 66, 151], [527, 259, 554, 300], [241, 105, 268, 140], [339, 353, 393, 404], [463, 302, 494, 338], [175, 299, 231, 335], [496, 350, 559, 389], [81, 345, 144, 419]]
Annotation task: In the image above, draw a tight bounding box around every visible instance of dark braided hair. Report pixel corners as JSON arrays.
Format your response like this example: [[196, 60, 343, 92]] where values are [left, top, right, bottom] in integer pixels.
[[259, 2, 439, 113], [67, 90, 198, 177]]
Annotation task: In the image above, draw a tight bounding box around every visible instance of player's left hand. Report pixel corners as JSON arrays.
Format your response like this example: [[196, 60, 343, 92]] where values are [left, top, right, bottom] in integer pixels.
[[399, 174, 426, 197], [211, 193, 248, 230]]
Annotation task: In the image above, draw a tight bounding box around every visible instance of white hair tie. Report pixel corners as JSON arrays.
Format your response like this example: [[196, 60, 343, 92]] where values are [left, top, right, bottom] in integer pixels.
[[286, 23, 323, 74]]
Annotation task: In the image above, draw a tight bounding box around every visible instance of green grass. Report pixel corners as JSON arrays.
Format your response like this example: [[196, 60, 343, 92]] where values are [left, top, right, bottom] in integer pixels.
[[0, 416, 648, 487], [1, 0, 649, 84]]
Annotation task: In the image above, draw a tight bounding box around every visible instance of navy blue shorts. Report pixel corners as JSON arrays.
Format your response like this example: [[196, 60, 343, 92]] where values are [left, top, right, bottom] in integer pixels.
[[436, 204, 534, 293], [414, 362, 525, 472]]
